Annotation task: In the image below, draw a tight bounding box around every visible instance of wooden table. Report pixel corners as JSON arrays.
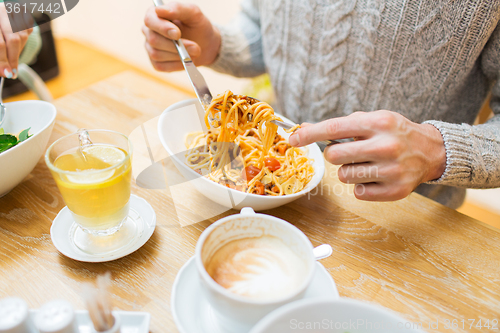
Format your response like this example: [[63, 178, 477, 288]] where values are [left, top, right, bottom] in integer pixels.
[[1, 71, 499, 333]]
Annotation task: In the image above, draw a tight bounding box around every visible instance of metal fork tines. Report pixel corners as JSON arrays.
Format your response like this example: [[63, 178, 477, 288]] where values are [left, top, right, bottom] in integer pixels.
[[214, 113, 351, 151], [270, 119, 352, 150]]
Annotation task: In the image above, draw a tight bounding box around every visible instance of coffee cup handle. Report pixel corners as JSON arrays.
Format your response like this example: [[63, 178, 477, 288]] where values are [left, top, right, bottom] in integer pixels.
[[313, 244, 333, 260], [240, 207, 255, 216]]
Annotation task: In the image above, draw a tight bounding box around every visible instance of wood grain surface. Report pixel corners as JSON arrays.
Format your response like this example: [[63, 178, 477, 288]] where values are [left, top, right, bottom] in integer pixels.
[[0, 71, 499, 333]]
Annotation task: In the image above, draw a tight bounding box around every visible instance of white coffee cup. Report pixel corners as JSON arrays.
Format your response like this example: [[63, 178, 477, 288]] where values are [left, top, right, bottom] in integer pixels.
[[195, 207, 316, 331]]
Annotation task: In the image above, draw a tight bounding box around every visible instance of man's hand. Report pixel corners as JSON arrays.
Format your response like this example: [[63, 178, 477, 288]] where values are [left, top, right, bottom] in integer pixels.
[[143, 2, 221, 72], [289, 111, 446, 201]]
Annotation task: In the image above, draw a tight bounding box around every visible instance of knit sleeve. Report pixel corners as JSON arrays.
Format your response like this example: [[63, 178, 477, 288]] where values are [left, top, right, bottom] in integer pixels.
[[208, 0, 266, 78], [19, 25, 42, 65], [423, 23, 500, 189]]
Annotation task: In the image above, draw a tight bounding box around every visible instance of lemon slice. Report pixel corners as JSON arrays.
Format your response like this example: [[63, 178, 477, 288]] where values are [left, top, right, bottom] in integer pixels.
[[63, 145, 126, 184], [66, 169, 116, 184], [82, 145, 126, 166]]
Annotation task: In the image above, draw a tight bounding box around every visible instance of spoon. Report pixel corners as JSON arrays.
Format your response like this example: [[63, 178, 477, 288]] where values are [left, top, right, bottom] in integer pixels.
[[0, 77, 6, 128], [313, 244, 333, 260]]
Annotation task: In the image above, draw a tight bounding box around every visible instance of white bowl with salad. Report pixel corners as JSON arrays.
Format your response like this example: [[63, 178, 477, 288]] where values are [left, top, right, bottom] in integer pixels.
[[0, 100, 57, 197]]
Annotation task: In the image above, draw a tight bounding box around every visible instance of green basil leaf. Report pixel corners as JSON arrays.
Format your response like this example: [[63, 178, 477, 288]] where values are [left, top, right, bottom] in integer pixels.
[[18, 127, 31, 142], [0, 128, 4, 135], [0, 134, 18, 153]]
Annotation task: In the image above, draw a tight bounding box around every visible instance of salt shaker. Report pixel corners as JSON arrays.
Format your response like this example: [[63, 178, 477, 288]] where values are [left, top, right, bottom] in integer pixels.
[[33, 300, 76, 333], [0, 297, 38, 333]]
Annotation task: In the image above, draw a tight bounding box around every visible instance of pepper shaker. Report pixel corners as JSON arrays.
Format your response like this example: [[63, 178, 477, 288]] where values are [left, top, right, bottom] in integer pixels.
[[34, 300, 76, 333]]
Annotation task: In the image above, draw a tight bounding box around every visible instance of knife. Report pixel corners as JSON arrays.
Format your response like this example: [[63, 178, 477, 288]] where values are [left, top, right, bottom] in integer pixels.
[[152, 0, 213, 107]]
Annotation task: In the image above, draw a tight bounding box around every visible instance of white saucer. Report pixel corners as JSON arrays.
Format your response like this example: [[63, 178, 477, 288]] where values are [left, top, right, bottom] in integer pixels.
[[50, 194, 156, 262], [171, 257, 339, 333]]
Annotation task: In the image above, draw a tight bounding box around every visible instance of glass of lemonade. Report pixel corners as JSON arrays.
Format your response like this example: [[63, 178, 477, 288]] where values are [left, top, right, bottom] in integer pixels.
[[45, 129, 133, 254]]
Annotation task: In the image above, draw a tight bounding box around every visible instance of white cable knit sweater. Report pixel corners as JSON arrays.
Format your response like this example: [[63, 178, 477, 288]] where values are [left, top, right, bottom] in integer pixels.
[[210, 0, 500, 208]]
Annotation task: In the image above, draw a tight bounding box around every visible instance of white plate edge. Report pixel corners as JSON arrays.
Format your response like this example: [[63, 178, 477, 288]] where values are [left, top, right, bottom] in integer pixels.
[[170, 257, 339, 333]]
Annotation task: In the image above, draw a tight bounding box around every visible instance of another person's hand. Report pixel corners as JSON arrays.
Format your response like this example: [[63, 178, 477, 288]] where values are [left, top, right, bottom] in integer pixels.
[[143, 2, 221, 72], [0, 4, 33, 78], [289, 111, 446, 201]]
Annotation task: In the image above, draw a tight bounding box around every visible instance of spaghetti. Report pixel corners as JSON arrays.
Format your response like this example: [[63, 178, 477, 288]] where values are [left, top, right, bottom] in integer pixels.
[[184, 91, 314, 196]]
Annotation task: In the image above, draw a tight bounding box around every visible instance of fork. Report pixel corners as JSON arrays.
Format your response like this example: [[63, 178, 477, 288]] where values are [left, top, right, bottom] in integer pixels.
[[269, 119, 352, 151], [209, 98, 350, 150], [222, 109, 352, 151]]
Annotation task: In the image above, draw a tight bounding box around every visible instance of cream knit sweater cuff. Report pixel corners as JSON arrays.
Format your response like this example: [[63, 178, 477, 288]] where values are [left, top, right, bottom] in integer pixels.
[[423, 120, 478, 187]]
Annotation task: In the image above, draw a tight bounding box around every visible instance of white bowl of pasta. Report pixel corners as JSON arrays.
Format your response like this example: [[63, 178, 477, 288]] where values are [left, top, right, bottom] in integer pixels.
[[157, 96, 325, 211]]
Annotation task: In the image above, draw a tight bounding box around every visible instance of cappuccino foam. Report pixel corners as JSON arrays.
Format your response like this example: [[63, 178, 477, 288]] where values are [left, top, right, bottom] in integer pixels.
[[205, 235, 308, 300]]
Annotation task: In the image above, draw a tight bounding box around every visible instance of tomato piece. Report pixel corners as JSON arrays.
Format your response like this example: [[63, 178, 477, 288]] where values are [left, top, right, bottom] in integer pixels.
[[277, 144, 288, 155], [264, 157, 281, 172], [242, 165, 261, 181], [254, 181, 265, 195]]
